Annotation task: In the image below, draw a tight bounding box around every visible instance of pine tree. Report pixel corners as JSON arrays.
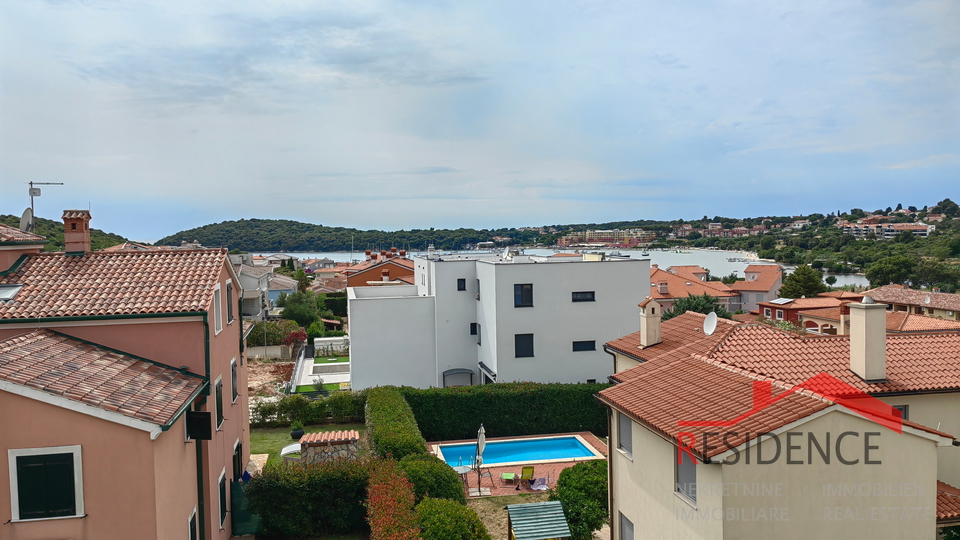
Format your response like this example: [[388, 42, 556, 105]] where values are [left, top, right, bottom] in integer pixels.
[[779, 264, 827, 298]]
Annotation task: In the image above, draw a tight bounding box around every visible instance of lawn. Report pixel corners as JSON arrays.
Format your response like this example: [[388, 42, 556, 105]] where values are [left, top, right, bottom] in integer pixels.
[[314, 356, 350, 364], [294, 383, 342, 392], [250, 423, 365, 467], [468, 492, 550, 540]]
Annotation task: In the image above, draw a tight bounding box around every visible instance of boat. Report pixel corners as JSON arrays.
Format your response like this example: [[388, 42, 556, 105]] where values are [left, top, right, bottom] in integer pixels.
[[640, 251, 650, 256]]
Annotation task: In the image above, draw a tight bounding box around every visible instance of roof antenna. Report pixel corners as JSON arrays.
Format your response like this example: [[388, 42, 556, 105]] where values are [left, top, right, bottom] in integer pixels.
[[25, 181, 64, 233]]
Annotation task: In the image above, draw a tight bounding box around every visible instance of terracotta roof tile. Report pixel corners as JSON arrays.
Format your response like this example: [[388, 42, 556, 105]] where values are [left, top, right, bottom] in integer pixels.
[[758, 297, 843, 310], [649, 268, 738, 301], [864, 284, 960, 312], [300, 430, 359, 445], [939, 481, 960, 523], [729, 265, 782, 292], [606, 311, 741, 368], [0, 330, 202, 426], [799, 308, 960, 333], [0, 223, 45, 244], [0, 249, 227, 320]]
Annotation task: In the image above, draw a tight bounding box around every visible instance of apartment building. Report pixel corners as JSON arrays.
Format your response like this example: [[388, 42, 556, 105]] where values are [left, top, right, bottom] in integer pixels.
[[863, 284, 960, 321], [348, 251, 647, 389], [649, 265, 738, 312], [728, 264, 782, 313]]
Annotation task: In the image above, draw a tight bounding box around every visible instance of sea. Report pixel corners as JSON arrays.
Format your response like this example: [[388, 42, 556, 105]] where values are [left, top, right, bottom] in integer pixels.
[[252, 248, 870, 288]]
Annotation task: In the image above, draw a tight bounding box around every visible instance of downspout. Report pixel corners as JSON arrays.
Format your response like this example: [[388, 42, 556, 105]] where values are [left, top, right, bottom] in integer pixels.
[[607, 406, 614, 540], [195, 397, 208, 540], [604, 347, 619, 378]]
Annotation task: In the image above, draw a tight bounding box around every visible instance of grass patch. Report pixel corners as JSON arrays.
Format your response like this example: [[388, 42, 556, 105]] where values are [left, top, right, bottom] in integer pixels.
[[250, 423, 365, 467], [295, 383, 342, 393], [314, 356, 350, 364], [467, 492, 550, 540]]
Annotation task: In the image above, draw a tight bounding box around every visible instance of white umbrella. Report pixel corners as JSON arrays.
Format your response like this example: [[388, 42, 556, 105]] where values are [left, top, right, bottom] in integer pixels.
[[476, 424, 486, 487]]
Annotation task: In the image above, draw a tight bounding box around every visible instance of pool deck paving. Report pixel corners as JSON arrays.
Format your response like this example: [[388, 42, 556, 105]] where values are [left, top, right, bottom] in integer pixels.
[[429, 432, 608, 498]]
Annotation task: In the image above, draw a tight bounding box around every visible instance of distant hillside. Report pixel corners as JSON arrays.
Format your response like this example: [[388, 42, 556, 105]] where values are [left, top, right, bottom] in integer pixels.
[[0, 214, 128, 252]]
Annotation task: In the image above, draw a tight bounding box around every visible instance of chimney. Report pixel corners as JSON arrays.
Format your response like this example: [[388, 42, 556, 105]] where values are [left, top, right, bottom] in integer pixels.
[[62, 210, 92, 255], [849, 297, 887, 382], [365, 250, 372, 261], [657, 281, 669, 295], [399, 250, 406, 258], [638, 297, 662, 348], [838, 301, 851, 335], [381, 269, 390, 282]]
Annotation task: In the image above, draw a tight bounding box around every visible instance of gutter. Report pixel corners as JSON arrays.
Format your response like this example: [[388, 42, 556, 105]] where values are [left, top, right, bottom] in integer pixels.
[[0, 310, 208, 325], [0, 254, 30, 276]]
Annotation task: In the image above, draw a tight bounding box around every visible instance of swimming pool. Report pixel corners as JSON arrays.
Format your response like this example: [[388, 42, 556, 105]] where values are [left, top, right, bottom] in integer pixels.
[[435, 435, 604, 467]]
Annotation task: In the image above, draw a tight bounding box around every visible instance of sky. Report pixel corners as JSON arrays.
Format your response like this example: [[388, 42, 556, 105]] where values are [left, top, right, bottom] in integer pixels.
[[1, 0, 958, 241]]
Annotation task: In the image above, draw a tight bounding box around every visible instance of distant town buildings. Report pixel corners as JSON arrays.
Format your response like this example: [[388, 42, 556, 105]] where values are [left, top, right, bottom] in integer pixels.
[[557, 229, 657, 247]]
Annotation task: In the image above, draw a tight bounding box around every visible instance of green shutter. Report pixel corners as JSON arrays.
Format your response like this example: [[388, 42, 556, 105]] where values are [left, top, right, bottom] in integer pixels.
[[216, 379, 224, 427], [16, 453, 76, 519], [219, 475, 228, 526]]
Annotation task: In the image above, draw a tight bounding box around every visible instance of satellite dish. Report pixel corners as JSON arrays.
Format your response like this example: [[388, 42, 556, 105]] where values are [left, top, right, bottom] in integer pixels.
[[703, 312, 718, 336], [925, 297, 931, 304], [19, 208, 33, 232]]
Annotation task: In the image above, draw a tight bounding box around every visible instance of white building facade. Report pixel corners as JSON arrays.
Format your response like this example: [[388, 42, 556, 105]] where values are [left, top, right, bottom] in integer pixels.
[[348, 252, 648, 389]]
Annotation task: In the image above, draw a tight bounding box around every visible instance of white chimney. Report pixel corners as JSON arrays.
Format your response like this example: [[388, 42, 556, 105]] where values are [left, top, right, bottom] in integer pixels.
[[657, 281, 669, 295], [849, 297, 887, 382], [639, 297, 662, 349]]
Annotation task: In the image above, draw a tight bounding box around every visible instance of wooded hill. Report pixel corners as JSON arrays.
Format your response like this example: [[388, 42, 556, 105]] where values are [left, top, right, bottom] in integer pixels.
[[0, 214, 128, 252]]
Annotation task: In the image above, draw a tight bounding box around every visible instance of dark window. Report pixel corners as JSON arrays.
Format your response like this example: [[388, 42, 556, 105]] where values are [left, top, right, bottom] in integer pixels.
[[572, 340, 596, 352], [572, 291, 596, 302], [514, 284, 533, 307], [476, 324, 481, 346], [515, 334, 534, 357], [233, 442, 243, 481], [190, 512, 198, 540], [219, 473, 228, 526], [226, 283, 234, 323], [15, 453, 76, 519], [457, 278, 466, 291], [893, 405, 909, 420], [676, 449, 697, 503], [470, 323, 478, 335], [476, 279, 481, 300], [216, 378, 224, 428], [617, 412, 632, 455], [231, 361, 238, 402], [587, 379, 597, 384], [620, 513, 634, 540]]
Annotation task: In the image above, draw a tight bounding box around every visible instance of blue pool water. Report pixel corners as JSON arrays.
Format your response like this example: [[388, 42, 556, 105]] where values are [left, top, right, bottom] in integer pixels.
[[439, 436, 595, 466]]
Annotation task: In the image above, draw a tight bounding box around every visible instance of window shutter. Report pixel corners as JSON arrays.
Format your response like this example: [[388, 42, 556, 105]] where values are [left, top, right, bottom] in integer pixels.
[[676, 450, 697, 502], [216, 379, 224, 427], [219, 475, 228, 525], [617, 413, 632, 455], [16, 453, 76, 519]]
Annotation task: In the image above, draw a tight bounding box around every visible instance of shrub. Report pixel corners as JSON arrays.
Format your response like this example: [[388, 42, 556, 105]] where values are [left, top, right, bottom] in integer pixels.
[[399, 454, 467, 505], [367, 460, 421, 540], [549, 460, 608, 540], [245, 458, 375, 538], [327, 389, 367, 423], [416, 498, 490, 540], [398, 383, 610, 441], [366, 387, 428, 460], [246, 319, 303, 347], [275, 394, 315, 425], [250, 391, 365, 427]]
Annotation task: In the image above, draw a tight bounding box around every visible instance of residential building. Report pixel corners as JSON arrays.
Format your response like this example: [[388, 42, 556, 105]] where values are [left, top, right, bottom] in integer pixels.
[[600, 300, 960, 538], [233, 263, 273, 318], [263, 253, 299, 268], [798, 304, 960, 335], [268, 274, 298, 303], [728, 265, 783, 313], [840, 221, 935, 239], [557, 229, 657, 247], [348, 251, 648, 389], [343, 249, 414, 287], [302, 258, 336, 272], [756, 295, 858, 324], [0, 211, 249, 540], [649, 265, 738, 312], [863, 285, 960, 321]]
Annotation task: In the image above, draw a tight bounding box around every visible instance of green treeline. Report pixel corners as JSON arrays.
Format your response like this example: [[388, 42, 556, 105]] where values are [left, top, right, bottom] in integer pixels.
[[0, 214, 128, 252]]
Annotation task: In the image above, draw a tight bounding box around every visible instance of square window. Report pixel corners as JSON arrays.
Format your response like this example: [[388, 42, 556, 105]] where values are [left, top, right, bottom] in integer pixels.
[[457, 278, 466, 291], [893, 405, 909, 420], [764, 308, 772, 318], [572, 340, 596, 352], [470, 323, 478, 335], [514, 284, 533, 307], [9, 445, 83, 521], [756, 294, 764, 303], [515, 333, 534, 357], [617, 413, 632, 456], [572, 291, 595, 302], [676, 449, 697, 503], [216, 377, 224, 428]]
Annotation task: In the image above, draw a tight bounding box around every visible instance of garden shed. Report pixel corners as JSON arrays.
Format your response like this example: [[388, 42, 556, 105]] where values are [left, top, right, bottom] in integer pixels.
[[505, 501, 571, 540]]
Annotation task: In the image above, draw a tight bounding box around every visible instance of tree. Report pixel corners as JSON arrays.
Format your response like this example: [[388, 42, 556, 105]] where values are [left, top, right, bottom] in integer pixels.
[[779, 264, 827, 298], [896, 203, 903, 211], [720, 272, 741, 285], [662, 293, 734, 321], [549, 460, 607, 540], [294, 268, 310, 294], [933, 198, 959, 217], [280, 291, 319, 327], [865, 255, 917, 287], [686, 231, 702, 240], [911, 259, 953, 288], [825, 275, 837, 286]]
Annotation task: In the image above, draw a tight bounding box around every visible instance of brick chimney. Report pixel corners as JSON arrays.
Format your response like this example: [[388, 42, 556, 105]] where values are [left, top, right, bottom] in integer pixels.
[[62, 210, 92, 255], [381, 269, 390, 282], [849, 297, 887, 382], [638, 297, 662, 348]]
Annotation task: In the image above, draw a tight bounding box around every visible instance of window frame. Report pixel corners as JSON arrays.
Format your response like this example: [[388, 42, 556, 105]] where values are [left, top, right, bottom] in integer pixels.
[[476, 279, 480, 300], [764, 308, 772, 318], [571, 291, 596, 302], [189, 506, 198, 540], [233, 439, 243, 481], [470, 322, 478, 336], [776, 309, 784, 320], [230, 358, 239, 403], [572, 340, 596, 352], [213, 284, 223, 335], [476, 324, 481, 346], [892, 404, 909, 421], [457, 278, 466, 291], [226, 280, 235, 324], [617, 412, 633, 457], [619, 512, 634, 540], [514, 333, 534, 358], [218, 468, 228, 528], [8, 445, 84, 522], [215, 375, 225, 429], [514, 284, 534, 307], [675, 447, 698, 505]]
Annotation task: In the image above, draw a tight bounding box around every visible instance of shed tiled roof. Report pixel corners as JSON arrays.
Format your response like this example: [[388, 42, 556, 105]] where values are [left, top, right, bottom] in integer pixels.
[[864, 284, 960, 312], [61, 210, 91, 220], [0, 249, 227, 320], [0, 223, 45, 244], [299, 430, 359, 445], [0, 330, 203, 426], [939, 481, 960, 523], [234, 263, 273, 277]]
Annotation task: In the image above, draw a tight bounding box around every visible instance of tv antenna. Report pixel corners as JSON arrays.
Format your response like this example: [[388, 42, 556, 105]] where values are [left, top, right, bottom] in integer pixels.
[[25, 182, 64, 233]]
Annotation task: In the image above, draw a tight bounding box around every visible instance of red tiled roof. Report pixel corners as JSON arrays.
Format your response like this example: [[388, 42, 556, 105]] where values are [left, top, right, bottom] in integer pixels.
[[758, 297, 843, 310], [0, 223, 45, 244], [649, 268, 738, 301], [818, 291, 864, 299], [606, 311, 741, 368], [397, 275, 415, 284], [729, 265, 782, 292], [62, 210, 91, 220], [939, 481, 960, 523], [864, 284, 960, 312], [300, 430, 359, 445], [550, 253, 582, 258], [733, 312, 760, 323], [0, 249, 228, 320], [0, 330, 203, 426], [100, 241, 163, 252], [799, 308, 960, 333]]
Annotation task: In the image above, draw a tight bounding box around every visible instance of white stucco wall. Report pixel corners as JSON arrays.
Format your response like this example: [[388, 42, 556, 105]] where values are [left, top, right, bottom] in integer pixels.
[[880, 393, 960, 487], [431, 260, 481, 385]]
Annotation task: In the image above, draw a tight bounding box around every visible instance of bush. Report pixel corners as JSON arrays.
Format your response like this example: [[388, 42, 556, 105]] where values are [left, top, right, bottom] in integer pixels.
[[245, 458, 375, 538], [246, 319, 303, 347], [399, 383, 610, 442], [399, 454, 467, 505], [366, 387, 428, 460], [250, 391, 366, 427], [327, 390, 367, 423], [549, 460, 608, 540], [416, 498, 490, 540], [367, 460, 421, 540]]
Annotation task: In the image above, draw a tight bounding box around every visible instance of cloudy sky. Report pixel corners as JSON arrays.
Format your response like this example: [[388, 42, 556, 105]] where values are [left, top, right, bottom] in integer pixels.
[[1, 0, 957, 241]]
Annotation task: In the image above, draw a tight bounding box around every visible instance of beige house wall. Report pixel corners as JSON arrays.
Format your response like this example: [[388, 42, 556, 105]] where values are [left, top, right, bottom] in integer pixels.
[[614, 353, 641, 374], [880, 393, 960, 487]]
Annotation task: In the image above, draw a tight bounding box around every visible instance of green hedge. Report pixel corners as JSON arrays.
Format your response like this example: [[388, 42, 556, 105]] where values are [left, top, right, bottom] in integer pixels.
[[366, 387, 429, 460], [549, 460, 608, 540], [399, 382, 610, 441], [251, 391, 366, 427], [416, 498, 491, 540], [398, 454, 467, 505], [245, 458, 375, 538]]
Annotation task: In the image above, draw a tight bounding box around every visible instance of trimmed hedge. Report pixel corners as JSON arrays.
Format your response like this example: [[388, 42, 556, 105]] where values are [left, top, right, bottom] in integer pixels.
[[367, 460, 421, 540], [398, 454, 467, 505], [399, 382, 610, 441], [416, 498, 491, 540], [366, 387, 429, 460], [548, 460, 608, 540], [245, 458, 375, 538], [251, 390, 366, 427]]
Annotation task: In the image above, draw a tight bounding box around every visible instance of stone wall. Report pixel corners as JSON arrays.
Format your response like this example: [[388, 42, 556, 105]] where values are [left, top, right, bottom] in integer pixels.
[[301, 441, 359, 465]]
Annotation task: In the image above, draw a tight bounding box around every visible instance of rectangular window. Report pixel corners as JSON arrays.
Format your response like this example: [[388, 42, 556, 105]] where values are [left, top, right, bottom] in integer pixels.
[[756, 294, 765, 303], [617, 413, 632, 456], [9, 445, 83, 521], [676, 449, 697, 503], [515, 334, 534, 357], [226, 282, 234, 323], [776, 309, 784, 320], [457, 278, 466, 291], [216, 377, 224, 428], [476, 324, 481, 346], [476, 279, 480, 300], [219, 470, 228, 527], [893, 405, 909, 420], [620, 513, 634, 540], [572, 291, 596, 302], [764, 308, 772, 318], [189, 509, 198, 540], [572, 340, 596, 352], [213, 286, 223, 334], [230, 359, 238, 403], [233, 441, 243, 481], [514, 284, 533, 307], [470, 323, 478, 335]]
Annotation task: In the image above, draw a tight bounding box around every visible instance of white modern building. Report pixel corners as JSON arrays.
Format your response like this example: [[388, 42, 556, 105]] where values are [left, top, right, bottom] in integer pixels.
[[348, 251, 648, 389]]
